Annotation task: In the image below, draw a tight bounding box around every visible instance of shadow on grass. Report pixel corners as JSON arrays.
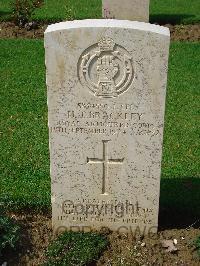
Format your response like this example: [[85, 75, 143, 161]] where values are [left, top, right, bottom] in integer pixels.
[[0, 10, 12, 21], [159, 177, 200, 230], [150, 14, 195, 25], [0, 10, 12, 16]]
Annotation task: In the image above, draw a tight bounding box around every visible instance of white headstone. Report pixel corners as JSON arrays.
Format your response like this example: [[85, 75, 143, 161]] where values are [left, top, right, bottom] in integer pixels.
[[45, 20, 170, 235], [103, 0, 150, 22]]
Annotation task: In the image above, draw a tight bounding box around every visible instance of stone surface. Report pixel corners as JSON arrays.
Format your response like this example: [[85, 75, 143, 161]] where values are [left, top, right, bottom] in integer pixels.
[[103, 0, 149, 22], [45, 19, 170, 235]]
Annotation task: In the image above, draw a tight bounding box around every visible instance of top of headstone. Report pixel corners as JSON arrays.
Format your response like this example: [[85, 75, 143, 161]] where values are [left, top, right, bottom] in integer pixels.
[[45, 19, 170, 37]]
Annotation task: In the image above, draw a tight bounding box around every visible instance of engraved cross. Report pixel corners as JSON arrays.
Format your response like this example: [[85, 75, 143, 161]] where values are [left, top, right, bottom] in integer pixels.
[[87, 140, 124, 195]]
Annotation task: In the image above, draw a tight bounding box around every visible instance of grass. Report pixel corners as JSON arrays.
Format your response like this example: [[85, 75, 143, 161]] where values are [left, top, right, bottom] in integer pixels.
[[194, 236, 200, 258], [0, 0, 200, 24], [0, 40, 200, 216], [0, 0, 101, 22], [0, 39, 50, 210], [162, 42, 200, 178], [44, 231, 108, 265], [150, 0, 200, 24]]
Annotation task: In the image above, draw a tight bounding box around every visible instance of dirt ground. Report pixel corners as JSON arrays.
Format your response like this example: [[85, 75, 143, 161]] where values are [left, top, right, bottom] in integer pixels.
[[0, 22, 200, 41], [1, 213, 199, 266], [1, 213, 52, 266]]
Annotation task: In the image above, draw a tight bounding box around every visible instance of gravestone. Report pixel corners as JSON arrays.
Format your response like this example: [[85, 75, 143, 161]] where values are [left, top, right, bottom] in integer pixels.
[[103, 0, 150, 22], [45, 19, 170, 235]]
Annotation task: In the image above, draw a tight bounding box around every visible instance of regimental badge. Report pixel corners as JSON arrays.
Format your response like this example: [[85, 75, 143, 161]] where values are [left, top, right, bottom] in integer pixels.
[[78, 37, 134, 98]]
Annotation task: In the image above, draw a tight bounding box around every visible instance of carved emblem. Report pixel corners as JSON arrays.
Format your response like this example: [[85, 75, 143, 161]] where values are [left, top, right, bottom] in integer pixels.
[[78, 37, 134, 98]]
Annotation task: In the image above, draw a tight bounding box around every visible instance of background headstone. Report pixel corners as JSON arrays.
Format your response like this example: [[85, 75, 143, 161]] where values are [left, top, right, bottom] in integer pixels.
[[103, 0, 150, 22], [45, 19, 170, 235]]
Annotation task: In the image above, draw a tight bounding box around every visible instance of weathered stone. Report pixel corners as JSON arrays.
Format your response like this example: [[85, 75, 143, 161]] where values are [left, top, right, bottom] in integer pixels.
[[45, 19, 170, 235], [102, 0, 150, 22]]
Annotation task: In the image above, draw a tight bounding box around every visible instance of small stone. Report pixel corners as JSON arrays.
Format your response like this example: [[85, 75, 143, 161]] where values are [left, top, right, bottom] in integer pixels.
[[161, 240, 178, 253], [141, 242, 146, 247], [173, 239, 178, 245]]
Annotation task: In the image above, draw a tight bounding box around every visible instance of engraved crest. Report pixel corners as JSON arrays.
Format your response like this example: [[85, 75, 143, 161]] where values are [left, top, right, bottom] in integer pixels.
[[78, 38, 134, 98]]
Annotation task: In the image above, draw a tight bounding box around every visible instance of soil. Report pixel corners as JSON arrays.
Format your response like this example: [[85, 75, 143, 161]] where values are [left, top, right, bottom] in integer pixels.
[[0, 22, 200, 41], [167, 24, 200, 41], [98, 229, 200, 266], [1, 213, 199, 266], [0, 22, 46, 39], [1, 213, 53, 266]]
